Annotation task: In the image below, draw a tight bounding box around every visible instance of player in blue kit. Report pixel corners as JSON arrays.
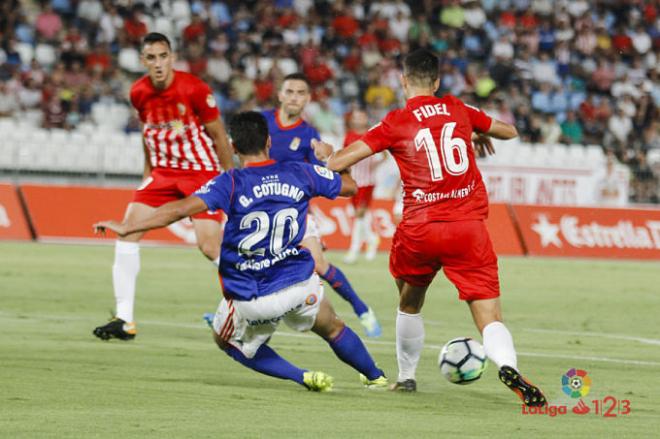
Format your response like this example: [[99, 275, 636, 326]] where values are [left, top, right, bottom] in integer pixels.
[[93, 111, 388, 391], [260, 73, 382, 337]]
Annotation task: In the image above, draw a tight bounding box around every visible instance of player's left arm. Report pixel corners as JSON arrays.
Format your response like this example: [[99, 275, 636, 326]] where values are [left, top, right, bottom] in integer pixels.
[[94, 196, 209, 237], [203, 118, 234, 170]]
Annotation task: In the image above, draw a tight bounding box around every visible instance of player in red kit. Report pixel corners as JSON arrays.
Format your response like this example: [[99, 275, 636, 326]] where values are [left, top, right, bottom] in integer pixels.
[[342, 108, 384, 264], [322, 49, 546, 406], [93, 33, 234, 341]]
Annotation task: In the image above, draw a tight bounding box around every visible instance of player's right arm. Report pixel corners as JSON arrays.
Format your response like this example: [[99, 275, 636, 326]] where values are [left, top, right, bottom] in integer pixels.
[[326, 140, 374, 172], [94, 196, 209, 237], [95, 173, 233, 237], [483, 119, 518, 140]]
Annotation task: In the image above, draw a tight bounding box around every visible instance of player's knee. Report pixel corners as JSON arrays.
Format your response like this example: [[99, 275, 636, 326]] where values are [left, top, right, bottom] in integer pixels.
[[198, 241, 219, 261], [328, 319, 345, 340], [212, 331, 229, 350], [314, 256, 330, 275]]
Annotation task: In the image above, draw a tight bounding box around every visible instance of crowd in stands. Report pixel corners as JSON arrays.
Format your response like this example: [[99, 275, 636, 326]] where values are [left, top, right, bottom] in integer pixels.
[[0, 0, 658, 203]]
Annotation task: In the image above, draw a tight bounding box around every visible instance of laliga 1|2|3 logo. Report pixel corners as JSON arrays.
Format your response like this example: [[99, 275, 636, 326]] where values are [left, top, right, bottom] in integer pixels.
[[521, 368, 631, 417]]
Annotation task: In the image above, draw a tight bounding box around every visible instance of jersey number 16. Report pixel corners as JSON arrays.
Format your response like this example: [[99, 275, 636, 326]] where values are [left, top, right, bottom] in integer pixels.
[[414, 122, 469, 181]]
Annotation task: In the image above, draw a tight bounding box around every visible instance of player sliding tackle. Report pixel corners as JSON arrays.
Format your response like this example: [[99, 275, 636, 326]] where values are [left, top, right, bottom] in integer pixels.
[[315, 49, 546, 406], [94, 112, 387, 392]]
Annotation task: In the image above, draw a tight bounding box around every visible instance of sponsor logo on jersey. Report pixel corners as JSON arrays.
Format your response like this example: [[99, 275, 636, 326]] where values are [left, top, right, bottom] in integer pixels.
[[410, 182, 475, 203], [305, 294, 318, 306], [289, 137, 301, 151], [206, 94, 217, 108], [171, 119, 185, 134], [313, 165, 334, 180], [195, 178, 217, 195]]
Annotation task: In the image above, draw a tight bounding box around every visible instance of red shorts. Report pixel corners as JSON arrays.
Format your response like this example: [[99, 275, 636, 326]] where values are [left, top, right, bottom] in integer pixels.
[[351, 186, 375, 209], [389, 220, 500, 301], [132, 168, 222, 221]]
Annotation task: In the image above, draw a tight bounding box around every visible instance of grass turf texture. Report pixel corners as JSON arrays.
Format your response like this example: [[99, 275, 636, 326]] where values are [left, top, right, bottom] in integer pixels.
[[1, 242, 659, 438]]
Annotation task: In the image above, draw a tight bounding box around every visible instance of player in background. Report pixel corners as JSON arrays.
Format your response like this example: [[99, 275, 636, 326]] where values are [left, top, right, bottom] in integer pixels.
[[342, 108, 384, 264], [93, 33, 234, 341], [260, 73, 382, 337], [94, 112, 388, 391], [321, 49, 546, 406]]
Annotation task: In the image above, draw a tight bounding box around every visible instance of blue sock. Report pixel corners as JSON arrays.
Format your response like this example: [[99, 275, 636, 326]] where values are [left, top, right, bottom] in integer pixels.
[[328, 326, 383, 380], [224, 344, 306, 386], [321, 264, 369, 316]]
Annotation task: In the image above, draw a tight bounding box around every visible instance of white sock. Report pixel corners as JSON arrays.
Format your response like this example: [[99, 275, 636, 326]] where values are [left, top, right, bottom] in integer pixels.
[[482, 321, 517, 370], [362, 212, 376, 243], [112, 241, 140, 322], [348, 217, 363, 253], [396, 309, 425, 381], [212, 256, 220, 267]]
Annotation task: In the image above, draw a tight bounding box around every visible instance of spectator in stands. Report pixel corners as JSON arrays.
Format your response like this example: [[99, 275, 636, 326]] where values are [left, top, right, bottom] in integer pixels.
[[0, 0, 657, 202], [629, 150, 658, 203], [540, 114, 562, 145], [0, 82, 19, 118], [35, 3, 63, 42], [607, 106, 633, 158], [597, 153, 622, 206], [560, 111, 584, 144]]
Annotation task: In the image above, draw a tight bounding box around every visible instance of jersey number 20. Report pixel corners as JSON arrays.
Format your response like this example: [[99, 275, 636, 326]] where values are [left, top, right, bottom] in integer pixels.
[[238, 208, 299, 257], [414, 122, 469, 181]]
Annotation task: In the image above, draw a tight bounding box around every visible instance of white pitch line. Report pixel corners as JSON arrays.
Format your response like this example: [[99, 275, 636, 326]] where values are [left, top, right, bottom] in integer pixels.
[[2, 311, 660, 367], [522, 328, 660, 346]]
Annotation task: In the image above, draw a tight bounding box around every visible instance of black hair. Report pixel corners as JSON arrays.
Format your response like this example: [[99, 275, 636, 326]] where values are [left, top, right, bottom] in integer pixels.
[[280, 73, 311, 89], [142, 32, 172, 50], [403, 49, 440, 88], [228, 112, 269, 155]]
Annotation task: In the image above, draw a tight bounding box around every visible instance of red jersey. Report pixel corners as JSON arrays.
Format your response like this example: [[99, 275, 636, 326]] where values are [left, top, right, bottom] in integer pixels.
[[361, 95, 492, 224], [344, 130, 378, 187], [130, 71, 221, 172]]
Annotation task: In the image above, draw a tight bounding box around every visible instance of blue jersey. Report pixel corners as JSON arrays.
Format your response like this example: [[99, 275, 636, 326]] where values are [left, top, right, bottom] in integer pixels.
[[261, 109, 323, 166], [195, 160, 341, 300]]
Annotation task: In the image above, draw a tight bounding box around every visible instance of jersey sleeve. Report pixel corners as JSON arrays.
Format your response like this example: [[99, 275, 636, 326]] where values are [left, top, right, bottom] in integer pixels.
[[190, 79, 221, 124], [303, 164, 342, 200], [193, 171, 233, 212], [360, 112, 396, 153], [129, 83, 144, 122], [461, 100, 493, 133], [305, 127, 324, 166]]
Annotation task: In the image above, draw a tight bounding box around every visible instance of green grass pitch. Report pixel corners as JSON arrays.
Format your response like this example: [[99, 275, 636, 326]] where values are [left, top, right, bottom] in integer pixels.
[[1, 242, 659, 438]]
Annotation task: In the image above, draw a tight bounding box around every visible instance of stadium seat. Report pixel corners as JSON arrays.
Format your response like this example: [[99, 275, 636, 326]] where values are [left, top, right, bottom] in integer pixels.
[[0, 137, 16, 169], [171, 0, 191, 21], [585, 145, 605, 167], [568, 144, 587, 163], [154, 16, 175, 37], [49, 128, 70, 146], [647, 149, 660, 166], [34, 43, 57, 68], [14, 42, 34, 65], [118, 47, 143, 73]]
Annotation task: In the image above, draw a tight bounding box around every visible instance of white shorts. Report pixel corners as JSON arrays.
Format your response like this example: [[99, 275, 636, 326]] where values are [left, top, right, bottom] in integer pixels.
[[212, 274, 324, 358], [302, 213, 321, 240]]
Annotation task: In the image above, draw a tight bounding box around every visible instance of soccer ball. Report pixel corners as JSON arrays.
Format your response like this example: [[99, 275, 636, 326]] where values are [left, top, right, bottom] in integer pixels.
[[439, 337, 487, 385]]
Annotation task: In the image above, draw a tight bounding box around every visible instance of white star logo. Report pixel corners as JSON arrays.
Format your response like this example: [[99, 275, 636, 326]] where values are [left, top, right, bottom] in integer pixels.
[[531, 214, 562, 248]]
